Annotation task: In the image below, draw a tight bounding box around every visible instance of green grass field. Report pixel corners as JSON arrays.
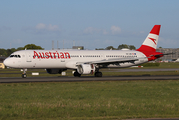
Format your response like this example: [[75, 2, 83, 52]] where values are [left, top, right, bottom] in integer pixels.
[[0, 80, 179, 120], [1, 63, 179, 119]]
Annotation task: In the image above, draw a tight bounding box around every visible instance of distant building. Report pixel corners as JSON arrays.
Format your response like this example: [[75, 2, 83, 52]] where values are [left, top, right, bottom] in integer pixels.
[[72, 46, 84, 50], [156, 48, 179, 61]]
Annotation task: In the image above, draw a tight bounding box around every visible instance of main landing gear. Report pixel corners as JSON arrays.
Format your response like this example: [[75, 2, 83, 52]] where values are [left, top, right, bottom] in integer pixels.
[[22, 69, 27, 78], [94, 68, 102, 77], [73, 69, 102, 77], [94, 71, 102, 77]]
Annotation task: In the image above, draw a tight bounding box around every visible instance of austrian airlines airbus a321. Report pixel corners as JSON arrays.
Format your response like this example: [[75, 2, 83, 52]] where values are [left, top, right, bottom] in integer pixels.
[[3, 25, 169, 78]]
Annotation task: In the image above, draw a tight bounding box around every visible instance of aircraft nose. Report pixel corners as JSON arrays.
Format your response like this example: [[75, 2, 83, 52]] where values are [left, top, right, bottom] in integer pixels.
[[3, 59, 11, 67]]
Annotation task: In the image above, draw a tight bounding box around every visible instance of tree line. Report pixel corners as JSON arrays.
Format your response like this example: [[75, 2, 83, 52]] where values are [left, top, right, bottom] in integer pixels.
[[0, 44, 44, 57], [96, 44, 136, 50], [0, 44, 136, 57]]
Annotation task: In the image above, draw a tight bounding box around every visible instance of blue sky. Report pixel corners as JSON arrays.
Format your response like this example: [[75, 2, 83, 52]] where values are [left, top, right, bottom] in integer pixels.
[[0, 0, 179, 50]]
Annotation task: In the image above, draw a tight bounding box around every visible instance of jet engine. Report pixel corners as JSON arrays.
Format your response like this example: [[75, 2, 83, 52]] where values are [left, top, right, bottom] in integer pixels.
[[46, 69, 66, 74], [77, 64, 95, 74]]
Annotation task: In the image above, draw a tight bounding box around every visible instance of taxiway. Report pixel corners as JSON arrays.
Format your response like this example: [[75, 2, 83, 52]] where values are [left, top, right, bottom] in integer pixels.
[[0, 75, 179, 83]]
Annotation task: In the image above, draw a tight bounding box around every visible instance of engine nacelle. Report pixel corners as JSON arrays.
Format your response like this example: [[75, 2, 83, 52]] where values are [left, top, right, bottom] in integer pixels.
[[77, 64, 95, 74], [46, 69, 66, 74]]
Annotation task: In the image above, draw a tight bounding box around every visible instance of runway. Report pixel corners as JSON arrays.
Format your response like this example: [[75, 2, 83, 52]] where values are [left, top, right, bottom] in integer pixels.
[[110, 68, 179, 72], [1, 75, 179, 83]]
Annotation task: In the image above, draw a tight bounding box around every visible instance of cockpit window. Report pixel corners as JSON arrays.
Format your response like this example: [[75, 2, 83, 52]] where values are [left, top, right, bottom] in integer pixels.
[[10, 55, 14, 57], [9, 54, 21, 58]]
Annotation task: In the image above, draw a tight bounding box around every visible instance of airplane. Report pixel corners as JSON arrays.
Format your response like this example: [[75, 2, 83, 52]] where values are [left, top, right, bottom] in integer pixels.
[[3, 25, 168, 78]]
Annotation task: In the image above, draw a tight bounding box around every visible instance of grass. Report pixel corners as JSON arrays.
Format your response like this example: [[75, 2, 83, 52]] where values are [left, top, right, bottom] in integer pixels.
[[1, 63, 179, 119], [0, 80, 179, 119], [141, 62, 179, 68]]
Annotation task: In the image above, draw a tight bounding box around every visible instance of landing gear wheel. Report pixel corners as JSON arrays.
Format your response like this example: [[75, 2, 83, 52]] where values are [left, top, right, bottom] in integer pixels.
[[95, 72, 102, 77], [74, 71, 81, 77], [22, 74, 27, 78], [22, 68, 27, 78]]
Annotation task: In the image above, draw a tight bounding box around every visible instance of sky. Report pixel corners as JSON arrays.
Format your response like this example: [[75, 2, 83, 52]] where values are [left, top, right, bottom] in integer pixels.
[[0, 0, 179, 50]]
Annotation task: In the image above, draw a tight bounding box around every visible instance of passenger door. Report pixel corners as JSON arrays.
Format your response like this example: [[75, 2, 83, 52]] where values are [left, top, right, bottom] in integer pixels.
[[26, 52, 32, 62]]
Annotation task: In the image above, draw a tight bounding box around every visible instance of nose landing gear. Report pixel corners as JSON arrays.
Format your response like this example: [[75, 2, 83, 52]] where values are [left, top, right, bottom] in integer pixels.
[[22, 69, 27, 78], [22, 73, 27, 78]]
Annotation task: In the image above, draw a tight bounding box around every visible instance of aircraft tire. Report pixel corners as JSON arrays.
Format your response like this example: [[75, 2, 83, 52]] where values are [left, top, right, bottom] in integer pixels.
[[95, 72, 102, 77], [22, 74, 27, 78]]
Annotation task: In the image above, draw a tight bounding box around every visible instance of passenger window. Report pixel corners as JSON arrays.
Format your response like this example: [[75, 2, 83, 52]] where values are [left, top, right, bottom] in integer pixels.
[[14, 55, 18, 57], [18, 55, 21, 58]]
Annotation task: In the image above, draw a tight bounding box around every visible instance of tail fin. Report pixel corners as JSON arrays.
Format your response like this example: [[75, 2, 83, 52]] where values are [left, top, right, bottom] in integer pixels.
[[137, 25, 161, 52]]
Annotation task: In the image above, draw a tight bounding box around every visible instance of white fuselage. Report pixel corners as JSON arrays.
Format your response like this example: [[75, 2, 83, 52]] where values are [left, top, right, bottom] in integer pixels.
[[4, 49, 148, 69]]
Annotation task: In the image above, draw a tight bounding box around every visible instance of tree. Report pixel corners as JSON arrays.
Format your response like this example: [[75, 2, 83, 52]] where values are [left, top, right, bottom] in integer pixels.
[[6, 48, 16, 56], [23, 44, 44, 50], [0, 48, 7, 56], [129, 45, 136, 50], [0, 44, 44, 57], [118, 44, 129, 50], [105, 46, 116, 50], [117, 44, 136, 50], [95, 48, 104, 50], [17, 47, 24, 51]]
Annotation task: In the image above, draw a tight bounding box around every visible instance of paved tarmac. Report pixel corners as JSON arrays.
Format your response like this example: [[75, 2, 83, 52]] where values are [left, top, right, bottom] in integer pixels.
[[105, 68, 179, 72], [1, 75, 179, 83]]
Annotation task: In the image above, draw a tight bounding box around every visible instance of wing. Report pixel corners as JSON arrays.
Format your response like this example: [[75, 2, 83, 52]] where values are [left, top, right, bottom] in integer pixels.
[[76, 57, 142, 65], [150, 52, 174, 58]]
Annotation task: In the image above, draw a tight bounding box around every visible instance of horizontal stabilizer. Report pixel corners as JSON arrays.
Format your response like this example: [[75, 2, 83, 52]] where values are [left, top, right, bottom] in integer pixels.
[[150, 52, 174, 58]]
